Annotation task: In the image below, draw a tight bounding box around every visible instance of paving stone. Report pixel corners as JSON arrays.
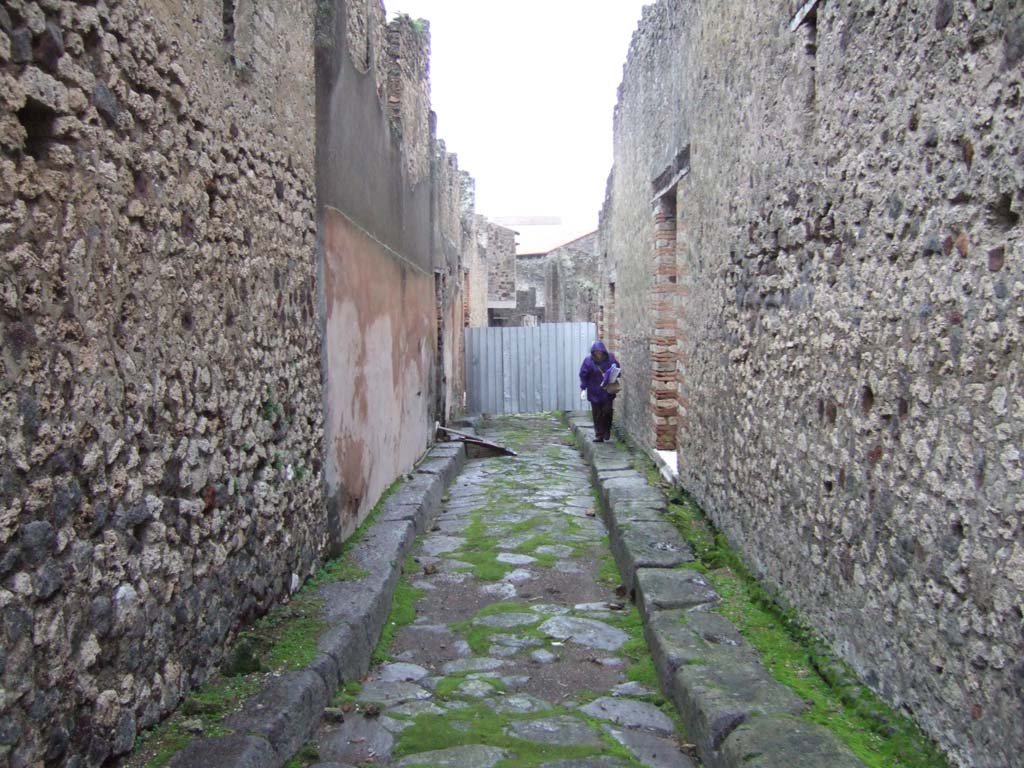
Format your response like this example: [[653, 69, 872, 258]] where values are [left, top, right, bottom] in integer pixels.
[[535, 544, 574, 557], [500, 675, 531, 690], [612, 681, 657, 697], [394, 744, 508, 767], [502, 568, 536, 583], [719, 715, 865, 767], [539, 616, 629, 651], [611, 522, 695, 592], [496, 552, 537, 565], [490, 635, 543, 650], [379, 715, 415, 734], [419, 535, 463, 557], [167, 735, 275, 768], [473, 612, 539, 628], [491, 694, 554, 714], [635, 568, 719, 616], [530, 649, 558, 663], [506, 715, 605, 747], [497, 533, 536, 549], [602, 476, 665, 509], [579, 696, 675, 735], [386, 700, 447, 718], [356, 680, 432, 706], [480, 582, 518, 599], [538, 757, 634, 768], [554, 561, 584, 573], [670, 661, 809, 760], [529, 603, 571, 616], [318, 716, 394, 764], [574, 601, 620, 612], [379, 662, 430, 683], [645, 610, 756, 682], [458, 678, 498, 697], [441, 657, 505, 674], [605, 726, 697, 768], [223, 670, 327, 760]]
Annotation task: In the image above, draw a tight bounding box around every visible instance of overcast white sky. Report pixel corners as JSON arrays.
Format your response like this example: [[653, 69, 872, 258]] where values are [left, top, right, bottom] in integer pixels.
[[387, 1, 650, 239]]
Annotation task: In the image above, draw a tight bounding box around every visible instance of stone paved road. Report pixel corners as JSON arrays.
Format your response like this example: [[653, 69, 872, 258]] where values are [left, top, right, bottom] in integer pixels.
[[304, 415, 699, 768]]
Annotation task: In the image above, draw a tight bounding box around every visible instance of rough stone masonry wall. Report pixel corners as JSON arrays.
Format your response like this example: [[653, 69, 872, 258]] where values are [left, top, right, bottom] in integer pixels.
[[0, 0, 321, 764], [546, 231, 599, 324], [515, 253, 548, 308], [601, 0, 686, 451], [485, 221, 517, 305], [603, 2, 1023, 766], [465, 212, 488, 328]]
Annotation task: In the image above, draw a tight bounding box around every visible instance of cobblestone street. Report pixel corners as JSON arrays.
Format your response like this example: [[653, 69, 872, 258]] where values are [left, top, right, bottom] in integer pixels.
[[308, 415, 696, 768]]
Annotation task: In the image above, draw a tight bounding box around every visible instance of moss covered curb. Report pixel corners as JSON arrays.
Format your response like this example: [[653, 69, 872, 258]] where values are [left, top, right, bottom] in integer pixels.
[[148, 441, 467, 768], [568, 413, 867, 768]]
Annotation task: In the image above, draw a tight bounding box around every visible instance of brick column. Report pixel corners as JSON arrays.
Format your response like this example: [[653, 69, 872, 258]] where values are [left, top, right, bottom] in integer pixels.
[[651, 199, 679, 450]]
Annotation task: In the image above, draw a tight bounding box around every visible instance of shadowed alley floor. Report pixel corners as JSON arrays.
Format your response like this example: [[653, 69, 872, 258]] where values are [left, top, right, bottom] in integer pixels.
[[306, 414, 697, 768]]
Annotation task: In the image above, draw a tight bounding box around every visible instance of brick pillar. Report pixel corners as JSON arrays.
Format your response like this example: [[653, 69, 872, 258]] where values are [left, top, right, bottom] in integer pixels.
[[651, 199, 679, 450]]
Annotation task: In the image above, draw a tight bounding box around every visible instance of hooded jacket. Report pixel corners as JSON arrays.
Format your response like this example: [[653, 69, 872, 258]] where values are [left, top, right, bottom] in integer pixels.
[[579, 340, 620, 404]]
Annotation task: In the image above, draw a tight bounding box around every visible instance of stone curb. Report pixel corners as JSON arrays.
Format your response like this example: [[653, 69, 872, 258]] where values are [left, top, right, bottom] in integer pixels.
[[568, 413, 865, 768], [168, 441, 467, 768]]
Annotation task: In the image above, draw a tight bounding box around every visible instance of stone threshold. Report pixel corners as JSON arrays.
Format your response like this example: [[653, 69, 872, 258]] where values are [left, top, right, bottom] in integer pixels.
[[567, 412, 865, 768], [165, 440, 469, 768]]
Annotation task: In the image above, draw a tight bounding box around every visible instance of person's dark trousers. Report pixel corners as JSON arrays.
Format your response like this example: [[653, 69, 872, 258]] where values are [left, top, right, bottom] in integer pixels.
[[591, 400, 614, 441]]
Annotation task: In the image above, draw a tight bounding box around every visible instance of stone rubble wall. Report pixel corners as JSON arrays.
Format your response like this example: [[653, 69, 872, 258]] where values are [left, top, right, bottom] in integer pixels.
[[465, 213, 489, 328], [386, 14, 431, 187], [601, 1, 1023, 766], [545, 231, 600, 324], [484, 220, 517, 306], [0, 0, 488, 764], [516, 253, 548, 309], [0, 0, 321, 764]]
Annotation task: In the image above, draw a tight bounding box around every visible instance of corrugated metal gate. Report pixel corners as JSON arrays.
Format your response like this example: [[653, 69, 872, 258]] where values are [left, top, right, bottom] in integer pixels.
[[465, 322, 597, 414]]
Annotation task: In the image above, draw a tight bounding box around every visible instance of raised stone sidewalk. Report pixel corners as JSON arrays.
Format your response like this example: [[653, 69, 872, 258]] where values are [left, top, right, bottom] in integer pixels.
[[166, 413, 866, 767], [568, 412, 865, 768]]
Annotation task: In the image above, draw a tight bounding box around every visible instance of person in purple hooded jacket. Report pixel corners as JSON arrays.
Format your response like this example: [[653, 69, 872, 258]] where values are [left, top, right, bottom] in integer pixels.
[[579, 340, 620, 442]]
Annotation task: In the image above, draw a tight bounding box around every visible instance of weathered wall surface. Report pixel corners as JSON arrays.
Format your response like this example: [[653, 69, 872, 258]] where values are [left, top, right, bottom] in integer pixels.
[[600, 0, 687, 451], [516, 253, 548, 308], [546, 231, 599, 324], [321, 208, 434, 544], [464, 212, 488, 328], [317, 1, 441, 545], [0, 0, 322, 764], [484, 221, 518, 307], [602, 1, 1023, 766]]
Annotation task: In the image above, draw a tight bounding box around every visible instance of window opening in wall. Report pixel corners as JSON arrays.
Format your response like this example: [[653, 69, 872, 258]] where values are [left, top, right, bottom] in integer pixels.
[[223, 0, 237, 44]]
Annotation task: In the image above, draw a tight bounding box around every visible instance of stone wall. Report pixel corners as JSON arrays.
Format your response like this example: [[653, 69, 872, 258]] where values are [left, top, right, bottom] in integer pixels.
[[0, 0, 483, 762], [545, 231, 599, 324], [317, 0, 476, 544], [516, 253, 548, 309], [0, 0, 321, 764], [464, 212, 488, 329], [601, 2, 1024, 766], [484, 220, 517, 306]]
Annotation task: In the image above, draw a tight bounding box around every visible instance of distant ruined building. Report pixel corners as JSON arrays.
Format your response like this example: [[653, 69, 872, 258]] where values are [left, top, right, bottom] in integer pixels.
[[487, 230, 601, 328], [599, 2, 1023, 767]]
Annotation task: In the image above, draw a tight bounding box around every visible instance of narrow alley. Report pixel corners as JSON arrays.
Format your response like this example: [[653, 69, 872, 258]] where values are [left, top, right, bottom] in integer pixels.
[[306, 415, 695, 768]]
